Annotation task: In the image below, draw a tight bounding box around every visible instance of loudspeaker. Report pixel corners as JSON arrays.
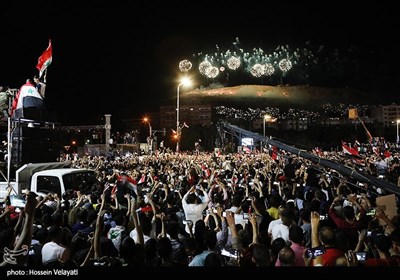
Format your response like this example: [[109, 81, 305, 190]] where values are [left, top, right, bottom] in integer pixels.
[[11, 126, 60, 168]]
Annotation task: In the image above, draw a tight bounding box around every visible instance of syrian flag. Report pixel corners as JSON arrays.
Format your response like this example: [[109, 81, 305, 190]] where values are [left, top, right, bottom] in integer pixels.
[[138, 174, 146, 185], [342, 141, 359, 156], [313, 147, 323, 157], [10, 80, 45, 117], [352, 157, 365, 166], [117, 175, 138, 195], [243, 146, 251, 154], [271, 146, 279, 160], [36, 39, 52, 79], [201, 164, 211, 178]]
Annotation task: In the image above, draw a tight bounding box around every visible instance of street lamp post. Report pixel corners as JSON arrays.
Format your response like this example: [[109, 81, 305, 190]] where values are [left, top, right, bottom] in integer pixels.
[[262, 114, 277, 149], [143, 117, 152, 153], [176, 78, 191, 153], [262, 114, 271, 150], [397, 119, 400, 145], [143, 117, 152, 138], [263, 115, 271, 138]]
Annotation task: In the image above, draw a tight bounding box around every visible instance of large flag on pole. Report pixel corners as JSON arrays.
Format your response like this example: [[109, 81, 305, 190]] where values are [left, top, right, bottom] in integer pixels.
[[36, 39, 52, 79], [348, 108, 358, 120]]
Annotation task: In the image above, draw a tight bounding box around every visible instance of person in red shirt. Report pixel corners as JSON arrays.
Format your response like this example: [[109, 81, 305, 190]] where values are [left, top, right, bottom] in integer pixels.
[[329, 194, 367, 249], [318, 226, 345, 266], [363, 233, 399, 266], [310, 211, 344, 266]]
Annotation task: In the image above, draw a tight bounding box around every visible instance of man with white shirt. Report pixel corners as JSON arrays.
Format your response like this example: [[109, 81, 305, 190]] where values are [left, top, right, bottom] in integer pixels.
[[41, 225, 70, 265], [271, 208, 295, 243], [268, 204, 287, 236], [182, 185, 209, 234]]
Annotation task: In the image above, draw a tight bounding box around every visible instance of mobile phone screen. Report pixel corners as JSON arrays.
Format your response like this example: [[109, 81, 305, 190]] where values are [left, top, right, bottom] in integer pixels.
[[10, 195, 26, 208], [366, 208, 376, 216], [355, 252, 367, 261], [306, 245, 326, 258], [221, 248, 239, 259]]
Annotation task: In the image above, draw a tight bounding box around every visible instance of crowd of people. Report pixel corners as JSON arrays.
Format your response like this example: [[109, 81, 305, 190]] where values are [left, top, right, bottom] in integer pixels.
[[0, 140, 399, 269]]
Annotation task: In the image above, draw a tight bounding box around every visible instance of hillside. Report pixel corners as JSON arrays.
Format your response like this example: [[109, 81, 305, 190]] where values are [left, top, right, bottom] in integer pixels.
[[182, 84, 381, 109]]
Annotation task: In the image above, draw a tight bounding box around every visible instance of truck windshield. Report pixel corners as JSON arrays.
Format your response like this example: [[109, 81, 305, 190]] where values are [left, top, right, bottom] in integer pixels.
[[36, 171, 98, 197], [36, 176, 62, 198], [62, 171, 98, 194]]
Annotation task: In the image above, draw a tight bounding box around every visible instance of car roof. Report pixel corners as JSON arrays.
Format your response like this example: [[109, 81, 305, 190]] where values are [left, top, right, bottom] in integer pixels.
[[32, 168, 95, 177]]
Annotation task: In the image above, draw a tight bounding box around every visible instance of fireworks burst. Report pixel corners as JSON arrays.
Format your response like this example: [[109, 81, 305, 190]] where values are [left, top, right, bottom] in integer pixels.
[[179, 37, 354, 87], [264, 63, 275, 76], [278, 59, 292, 72], [179, 59, 192, 72], [189, 38, 301, 80], [250, 64, 264, 77], [206, 66, 219, 78], [199, 61, 212, 76], [227, 56, 241, 70]]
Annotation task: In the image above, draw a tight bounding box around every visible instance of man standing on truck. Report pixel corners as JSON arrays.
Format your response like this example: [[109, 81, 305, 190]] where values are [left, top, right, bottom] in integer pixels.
[[10, 79, 45, 119], [33, 76, 46, 99]]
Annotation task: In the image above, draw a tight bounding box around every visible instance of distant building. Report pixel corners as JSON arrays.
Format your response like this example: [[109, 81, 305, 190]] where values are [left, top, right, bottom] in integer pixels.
[[280, 118, 309, 130], [319, 117, 342, 126], [159, 104, 213, 129], [370, 104, 400, 127]]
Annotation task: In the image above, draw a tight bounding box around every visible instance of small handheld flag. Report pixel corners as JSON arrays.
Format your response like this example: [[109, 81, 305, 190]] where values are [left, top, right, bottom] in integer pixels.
[[36, 39, 52, 80]]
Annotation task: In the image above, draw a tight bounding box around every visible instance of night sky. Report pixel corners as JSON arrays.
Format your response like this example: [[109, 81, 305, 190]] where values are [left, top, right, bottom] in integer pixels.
[[1, 1, 398, 129]]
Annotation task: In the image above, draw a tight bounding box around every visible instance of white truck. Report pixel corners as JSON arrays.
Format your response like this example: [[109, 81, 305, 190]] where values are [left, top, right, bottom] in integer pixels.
[[0, 89, 101, 202], [0, 161, 98, 200]]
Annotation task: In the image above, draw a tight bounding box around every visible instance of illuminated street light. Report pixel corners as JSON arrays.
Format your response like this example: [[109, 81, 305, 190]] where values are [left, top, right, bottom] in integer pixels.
[[176, 77, 191, 153], [397, 119, 400, 145], [143, 117, 152, 138], [263, 114, 277, 137], [143, 117, 153, 154], [263, 115, 271, 138], [262, 114, 277, 150]]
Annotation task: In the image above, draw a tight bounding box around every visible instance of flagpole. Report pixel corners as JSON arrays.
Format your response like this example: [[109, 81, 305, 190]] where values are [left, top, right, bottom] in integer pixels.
[[43, 68, 48, 83], [5, 89, 14, 192], [357, 116, 373, 142], [6, 116, 14, 194]]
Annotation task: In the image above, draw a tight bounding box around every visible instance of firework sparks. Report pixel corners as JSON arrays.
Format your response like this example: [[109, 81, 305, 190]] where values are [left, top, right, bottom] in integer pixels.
[[179, 59, 192, 72], [187, 38, 353, 87], [227, 56, 241, 70], [199, 61, 212, 76], [250, 64, 264, 77], [206, 66, 219, 78], [264, 63, 275, 76], [278, 59, 292, 72]]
